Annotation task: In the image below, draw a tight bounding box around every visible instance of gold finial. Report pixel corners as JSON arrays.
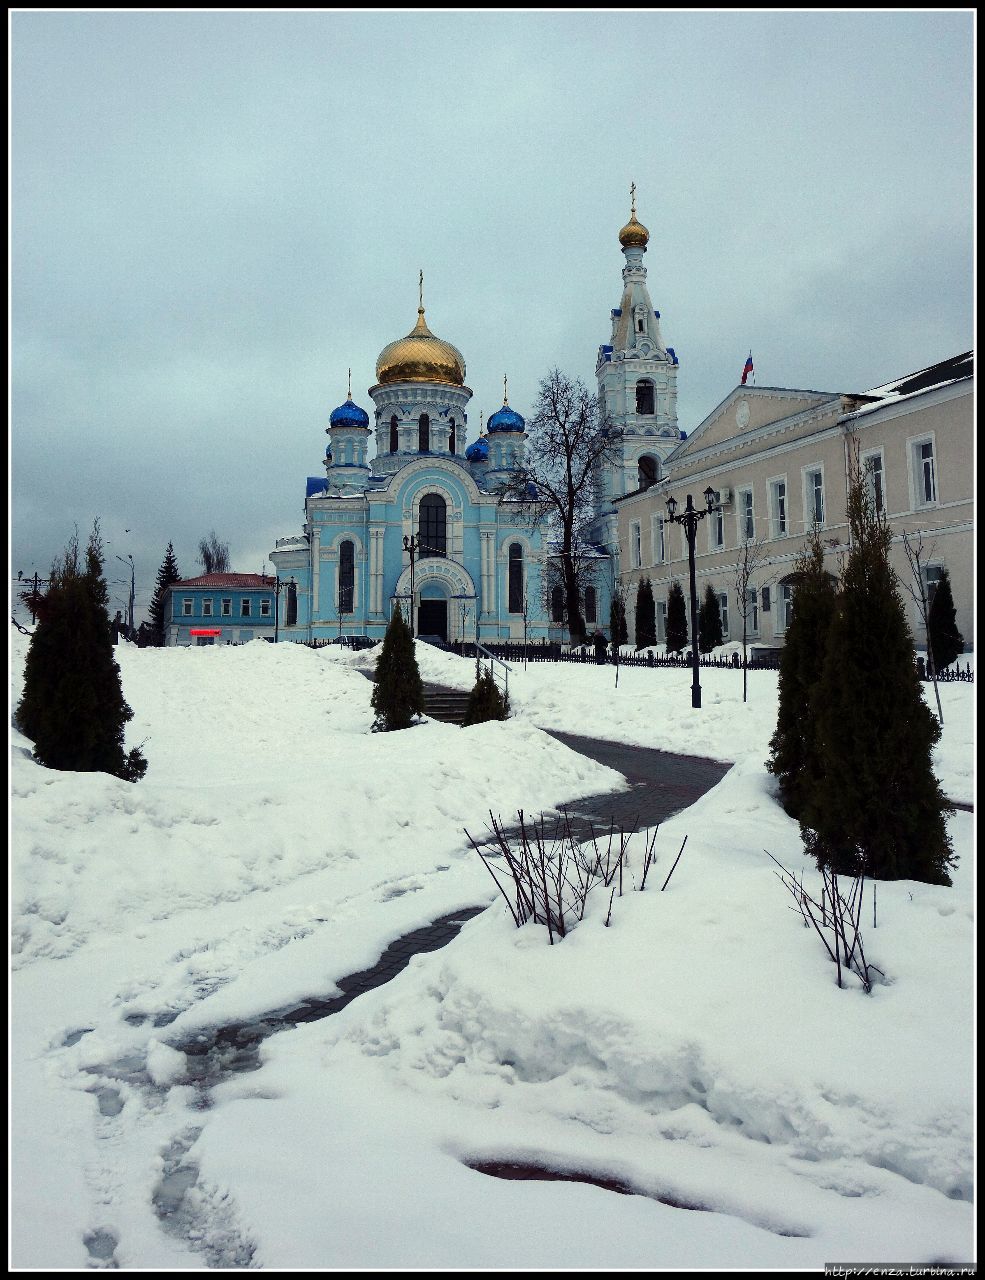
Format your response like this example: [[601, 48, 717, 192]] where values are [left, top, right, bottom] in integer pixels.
[[347, 367, 352, 399], [630, 181, 637, 217], [503, 374, 509, 405], [419, 269, 424, 313], [480, 409, 485, 434]]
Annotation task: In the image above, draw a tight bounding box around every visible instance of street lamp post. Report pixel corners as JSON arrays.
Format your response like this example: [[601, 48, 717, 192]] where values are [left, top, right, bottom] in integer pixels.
[[402, 535, 418, 636], [115, 554, 135, 635], [666, 487, 719, 709]]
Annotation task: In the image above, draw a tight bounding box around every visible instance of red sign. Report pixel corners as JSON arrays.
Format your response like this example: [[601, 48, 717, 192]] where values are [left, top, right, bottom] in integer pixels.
[[190, 629, 223, 637]]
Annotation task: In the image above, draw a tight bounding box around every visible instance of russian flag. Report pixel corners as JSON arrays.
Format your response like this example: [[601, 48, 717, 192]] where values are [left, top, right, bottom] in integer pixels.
[[741, 353, 754, 385]]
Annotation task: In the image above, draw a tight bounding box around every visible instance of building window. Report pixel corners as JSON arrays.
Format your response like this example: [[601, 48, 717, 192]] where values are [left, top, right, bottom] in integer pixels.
[[419, 493, 446, 557], [339, 540, 355, 613], [508, 543, 523, 614], [389, 415, 399, 453], [717, 591, 729, 638], [913, 438, 937, 506], [585, 585, 597, 625], [744, 588, 759, 635], [221, 598, 232, 616], [922, 563, 944, 604], [286, 582, 298, 626], [260, 599, 271, 617], [630, 521, 642, 568], [551, 585, 564, 623], [769, 479, 788, 537], [710, 505, 724, 549], [182, 598, 193, 616], [635, 380, 655, 415], [449, 419, 456, 455], [202, 599, 213, 617], [418, 414, 430, 453], [862, 450, 885, 514], [805, 467, 825, 526], [651, 514, 666, 564], [777, 583, 795, 633], [739, 488, 755, 542], [656, 600, 667, 642], [241, 598, 251, 617]]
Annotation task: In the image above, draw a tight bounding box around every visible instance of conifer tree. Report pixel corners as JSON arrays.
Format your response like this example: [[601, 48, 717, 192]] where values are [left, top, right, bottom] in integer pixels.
[[609, 591, 628, 648], [803, 474, 955, 884], [766, 531, 837, 820], [462, 669, 510, 725], [927, 569, 964, 672], [16, 524, 148, 782], [147, 542, 182, 647], [370, 606, 425, 731], [665, 581, 688, 654], [635, 578, 656, 650], [697, 584, 724, 653]]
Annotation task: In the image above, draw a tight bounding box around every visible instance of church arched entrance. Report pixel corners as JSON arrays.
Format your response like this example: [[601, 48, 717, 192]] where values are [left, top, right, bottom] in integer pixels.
[[393, 557, 478, 644]]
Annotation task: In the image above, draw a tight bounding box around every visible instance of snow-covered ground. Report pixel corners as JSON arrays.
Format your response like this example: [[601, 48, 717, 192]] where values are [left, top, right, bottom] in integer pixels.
[[10, 630, 975, 1268]]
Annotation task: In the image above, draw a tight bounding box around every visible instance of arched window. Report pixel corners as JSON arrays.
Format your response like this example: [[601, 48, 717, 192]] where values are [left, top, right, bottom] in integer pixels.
[[584, 585, 597, 625], [551, 585, 564, 623], [419, 493, 446, 557], [638, 455, 659, 489], [418, 414, 430, 453], [389, 415, 398, 453], [449, 419, 456, 454], [508, 543, 523, 614], [286, 580, 298, 626], [339, 541, 354, 614], [636, 379, 655, 415]]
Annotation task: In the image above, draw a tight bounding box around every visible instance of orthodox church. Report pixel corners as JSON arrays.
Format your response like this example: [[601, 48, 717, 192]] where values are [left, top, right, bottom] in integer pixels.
[[269, 194, 680, 644]]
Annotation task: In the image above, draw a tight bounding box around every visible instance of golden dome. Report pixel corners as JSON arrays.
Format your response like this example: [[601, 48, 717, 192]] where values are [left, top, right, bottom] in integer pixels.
[[375, 308, 466, 387], [619, 214, 649, 249]]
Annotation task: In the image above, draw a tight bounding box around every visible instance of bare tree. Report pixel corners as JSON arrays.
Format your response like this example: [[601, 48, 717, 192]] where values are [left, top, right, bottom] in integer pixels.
[[900, 529, 944, 724], [540, 548, 606, 646], [499, 370, 621, 646], [733, 536, 775, 703], [197, 530, 230, 575]]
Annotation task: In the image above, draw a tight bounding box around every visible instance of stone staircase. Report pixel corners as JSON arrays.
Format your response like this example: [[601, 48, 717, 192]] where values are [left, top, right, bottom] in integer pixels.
[[422, 682, 472, 725]]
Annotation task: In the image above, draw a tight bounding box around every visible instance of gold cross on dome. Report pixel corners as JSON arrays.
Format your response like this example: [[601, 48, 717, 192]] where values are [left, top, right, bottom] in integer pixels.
[[630, 181, 637, 216], [419, 270, 424, 311], [503, 374, 509, 405], [347, 367, 352, 399]]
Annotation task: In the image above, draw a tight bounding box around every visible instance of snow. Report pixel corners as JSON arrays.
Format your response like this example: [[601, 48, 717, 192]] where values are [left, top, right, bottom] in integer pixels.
[[9, 628, 975, 1267]]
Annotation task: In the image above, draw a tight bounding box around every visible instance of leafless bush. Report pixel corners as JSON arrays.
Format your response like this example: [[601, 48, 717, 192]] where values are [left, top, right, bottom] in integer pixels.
[[465, 812, 666, 942], [767, 851, 884, 993]]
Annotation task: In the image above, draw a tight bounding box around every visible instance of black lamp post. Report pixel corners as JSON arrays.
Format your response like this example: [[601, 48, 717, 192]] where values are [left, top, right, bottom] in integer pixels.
[[402, 535, 418, 636], [272, 575, 295, 645], [115, 554, 135, 634], [666, 486, 718, 709]]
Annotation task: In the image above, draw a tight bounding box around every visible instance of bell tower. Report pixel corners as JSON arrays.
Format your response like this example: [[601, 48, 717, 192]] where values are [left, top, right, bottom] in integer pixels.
[[592, 186, 681, 552]]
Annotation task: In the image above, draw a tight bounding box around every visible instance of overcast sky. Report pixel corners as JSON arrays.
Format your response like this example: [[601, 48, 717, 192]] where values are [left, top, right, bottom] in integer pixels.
[[11, 10, 974, 619]]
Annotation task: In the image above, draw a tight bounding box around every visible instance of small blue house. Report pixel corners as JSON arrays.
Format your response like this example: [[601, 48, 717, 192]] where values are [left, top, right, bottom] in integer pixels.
[[166, 573, 278, 646]]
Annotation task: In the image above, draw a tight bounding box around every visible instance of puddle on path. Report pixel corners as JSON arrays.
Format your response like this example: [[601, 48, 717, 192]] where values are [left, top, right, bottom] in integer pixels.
[[171, 907, 486, 1085]]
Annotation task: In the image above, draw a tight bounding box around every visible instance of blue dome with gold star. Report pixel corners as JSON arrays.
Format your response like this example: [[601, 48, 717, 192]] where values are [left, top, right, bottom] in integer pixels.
[[487, 403, 525, 433], [329, 398, 370, 429]]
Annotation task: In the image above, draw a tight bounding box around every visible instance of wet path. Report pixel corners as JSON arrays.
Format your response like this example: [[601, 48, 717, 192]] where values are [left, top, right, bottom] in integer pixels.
[[538, 729, 730, 844]]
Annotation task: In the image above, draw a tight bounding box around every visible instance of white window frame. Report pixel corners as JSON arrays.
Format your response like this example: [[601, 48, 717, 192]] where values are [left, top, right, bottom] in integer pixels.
[[768, 476, 788, 538], [737, 487, 755, 544], [908, 434, 938, 508], [221, 598, 232, 616], [744, 587, 759, 636], [803, 465, 825, 528], [630, 521, 642, 569], [861, 447, 886, 515], [921, 563, 944, 604], [240, 598, 252, 618], [202, 598, 213, 617], [651, 514, 665, 565], [717, 590, 729, 639], [260, 598, 272, 617], [710, 504, 725, 550], [656, 600, 667, 643], [182, 598, 193, 616], [776, 582, 795, 634]]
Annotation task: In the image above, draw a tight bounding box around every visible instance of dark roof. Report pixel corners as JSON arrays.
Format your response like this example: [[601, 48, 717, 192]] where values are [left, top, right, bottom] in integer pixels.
[[870, 351, 973, 398], [171, 574, 275, 590]]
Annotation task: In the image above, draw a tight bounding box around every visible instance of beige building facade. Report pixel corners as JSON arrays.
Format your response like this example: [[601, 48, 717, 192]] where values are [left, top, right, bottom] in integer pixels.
[[615, 352, 973, 654]]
